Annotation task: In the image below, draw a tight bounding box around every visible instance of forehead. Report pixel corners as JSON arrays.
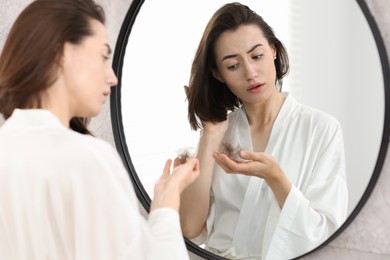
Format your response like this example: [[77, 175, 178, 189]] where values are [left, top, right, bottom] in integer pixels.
[[85, 19, 108, 44], [214, 24, 269, 55]]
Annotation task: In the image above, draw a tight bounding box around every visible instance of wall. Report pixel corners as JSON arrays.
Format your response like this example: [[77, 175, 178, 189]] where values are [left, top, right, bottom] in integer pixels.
[[300, 1, 390, 259], [1, 0, 389, 259]]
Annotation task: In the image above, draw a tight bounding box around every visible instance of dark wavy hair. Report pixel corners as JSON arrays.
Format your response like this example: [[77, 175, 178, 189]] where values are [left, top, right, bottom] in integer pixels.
[[187, 2, 290, 130], [0, 0, 105, 135]]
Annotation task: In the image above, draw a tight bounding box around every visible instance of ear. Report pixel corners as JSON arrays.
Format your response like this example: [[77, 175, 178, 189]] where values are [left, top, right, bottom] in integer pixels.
[[271, 44, 277, 60], [55, 43, 74, 82], [60, 43, 71, 71], [212, 69, 224, 83]]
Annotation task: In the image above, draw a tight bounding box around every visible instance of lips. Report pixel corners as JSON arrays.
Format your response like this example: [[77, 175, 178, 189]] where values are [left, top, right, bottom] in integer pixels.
[[247, 83, 265, 93], [101, 91, 110, 104]]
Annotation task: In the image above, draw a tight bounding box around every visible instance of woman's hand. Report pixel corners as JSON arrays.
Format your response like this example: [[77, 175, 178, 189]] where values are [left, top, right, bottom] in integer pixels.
[[184, 85, 229, 138], [151, 157, 200, 212], [212, 150, 280, 179], [212, 150, 292, 207], [202, 119, 229, 140]]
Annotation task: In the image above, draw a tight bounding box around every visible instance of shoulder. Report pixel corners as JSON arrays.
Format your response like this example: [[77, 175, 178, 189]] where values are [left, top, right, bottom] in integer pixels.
[[72, 131, 117, 154], [53, 129, 126, 176], [61, 129, 115, 154], [42, 130, 133, 196], [291, 99, 342, 135], [78, 130, 122, 161]]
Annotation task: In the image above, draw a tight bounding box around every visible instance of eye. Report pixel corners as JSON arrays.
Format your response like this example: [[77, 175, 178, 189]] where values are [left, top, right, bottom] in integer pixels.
[[102, 55, 110, 62], [252, 54, 264, 60], [227, 63, 239, 71]]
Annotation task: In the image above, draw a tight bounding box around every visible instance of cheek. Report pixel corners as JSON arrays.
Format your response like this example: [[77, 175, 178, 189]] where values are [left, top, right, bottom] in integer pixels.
[[64, 59, 92, 84], [78, 64, 103, 87], [219, 71, 245, 94], [220, 69, 241, 84], [224, 80, 242, 97], [259, 59, 277, 78], [269, 62, 278, 79]]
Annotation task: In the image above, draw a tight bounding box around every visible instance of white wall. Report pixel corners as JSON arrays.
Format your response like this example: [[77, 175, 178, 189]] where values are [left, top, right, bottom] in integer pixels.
[[286, 0, 384, 216]]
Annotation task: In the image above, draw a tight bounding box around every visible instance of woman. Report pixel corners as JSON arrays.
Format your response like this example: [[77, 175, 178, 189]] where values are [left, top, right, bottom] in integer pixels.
[[180, 2, 348, 259], [0, 0, 199, 259]]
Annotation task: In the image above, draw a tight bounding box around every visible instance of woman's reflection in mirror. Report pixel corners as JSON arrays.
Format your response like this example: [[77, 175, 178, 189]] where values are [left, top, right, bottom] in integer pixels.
[[0, 0, 200, 259], [180, 2, 348, 259]]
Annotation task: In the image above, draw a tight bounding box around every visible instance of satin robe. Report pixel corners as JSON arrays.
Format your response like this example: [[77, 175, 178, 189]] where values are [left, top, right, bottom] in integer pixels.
[[202, 93, 348, 259], [0, 109, 189, 260]]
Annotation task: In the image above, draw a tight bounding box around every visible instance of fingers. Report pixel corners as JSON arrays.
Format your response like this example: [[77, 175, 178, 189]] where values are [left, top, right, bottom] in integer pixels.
[[213, 151, 280, 179], [239, 150, 265, 162], [213, 152, 255, 176], [172, 157, 200, 191], [173, 157, 181, 168], [174, 155, 198, 169], [193, 158, 200, 172], [213, 152, 235, 173], [186, 157, 199, 170], [161, 159, 172, 178], [184, 158, 200, 182], [171, 157, 199, 176]]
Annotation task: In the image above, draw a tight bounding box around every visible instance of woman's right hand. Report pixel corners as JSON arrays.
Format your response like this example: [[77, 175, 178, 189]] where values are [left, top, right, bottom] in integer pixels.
[[151, 158, 200, 212], [202, 119, 229, 139]]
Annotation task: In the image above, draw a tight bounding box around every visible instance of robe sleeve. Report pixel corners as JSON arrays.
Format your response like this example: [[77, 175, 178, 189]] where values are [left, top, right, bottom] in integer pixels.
[[46, 140, 189, 260], [265, 120, 348, 259]]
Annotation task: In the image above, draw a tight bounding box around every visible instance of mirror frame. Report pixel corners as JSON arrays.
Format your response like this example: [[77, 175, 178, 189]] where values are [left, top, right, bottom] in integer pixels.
[[110, 0, 390, 259]]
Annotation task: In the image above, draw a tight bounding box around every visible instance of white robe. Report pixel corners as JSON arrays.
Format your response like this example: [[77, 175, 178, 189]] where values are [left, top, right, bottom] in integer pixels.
[[0, 109, 189, 260], [203, 93, 348, 259]]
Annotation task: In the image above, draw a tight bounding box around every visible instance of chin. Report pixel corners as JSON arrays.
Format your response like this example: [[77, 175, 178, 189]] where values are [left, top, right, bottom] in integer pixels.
[[89, 110, 101, 118], [76, 109, 101, 119]]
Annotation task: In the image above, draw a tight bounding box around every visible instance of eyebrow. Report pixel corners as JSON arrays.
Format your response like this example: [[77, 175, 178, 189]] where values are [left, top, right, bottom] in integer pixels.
[[221, 43, 263, 62], [104, 44, 112, 55]]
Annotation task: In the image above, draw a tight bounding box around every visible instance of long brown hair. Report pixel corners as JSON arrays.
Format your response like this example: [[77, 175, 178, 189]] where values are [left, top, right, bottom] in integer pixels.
[[187, 2, 290, 130], [0, 0, 105, 135]]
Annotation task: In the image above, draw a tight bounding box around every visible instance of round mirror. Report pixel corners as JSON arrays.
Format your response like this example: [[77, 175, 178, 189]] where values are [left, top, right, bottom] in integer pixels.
[[110, 0, 390, 259]]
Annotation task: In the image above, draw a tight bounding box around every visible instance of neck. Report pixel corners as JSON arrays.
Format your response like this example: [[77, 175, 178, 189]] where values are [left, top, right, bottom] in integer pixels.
[[243, 92, 285, 127], [40, 84, 72, 128], [44, 105, 72, 128]]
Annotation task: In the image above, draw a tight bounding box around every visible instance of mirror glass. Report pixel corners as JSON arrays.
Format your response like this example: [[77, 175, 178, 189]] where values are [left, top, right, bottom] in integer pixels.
[[114, 0, 387, 258]]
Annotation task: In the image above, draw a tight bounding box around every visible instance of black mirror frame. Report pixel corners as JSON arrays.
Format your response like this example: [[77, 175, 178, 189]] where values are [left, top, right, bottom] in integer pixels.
[[110, 0, 390, 259]]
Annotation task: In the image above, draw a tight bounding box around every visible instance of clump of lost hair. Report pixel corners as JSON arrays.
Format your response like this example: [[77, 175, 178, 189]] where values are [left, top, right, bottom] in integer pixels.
[[220, 143, 249, 162], [177, 147, 196, 164]]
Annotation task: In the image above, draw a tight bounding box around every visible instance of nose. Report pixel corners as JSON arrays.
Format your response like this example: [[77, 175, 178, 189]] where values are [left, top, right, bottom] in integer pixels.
[[243, 60, 257, 81], [107, 67, 118, 87]]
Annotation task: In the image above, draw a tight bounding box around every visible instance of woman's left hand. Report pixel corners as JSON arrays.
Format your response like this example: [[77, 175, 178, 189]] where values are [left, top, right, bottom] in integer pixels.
[[213, 150, 292, 208], [212, 150, 281, 180]]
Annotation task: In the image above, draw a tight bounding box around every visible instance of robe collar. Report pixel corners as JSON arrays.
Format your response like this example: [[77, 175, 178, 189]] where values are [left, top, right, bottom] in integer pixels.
[[5, 109, 66, 130]]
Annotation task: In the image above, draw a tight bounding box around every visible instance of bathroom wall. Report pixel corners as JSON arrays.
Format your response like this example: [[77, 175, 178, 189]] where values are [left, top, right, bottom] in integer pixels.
[[1, 0, 389, 259], [300, 1, 390, 259]]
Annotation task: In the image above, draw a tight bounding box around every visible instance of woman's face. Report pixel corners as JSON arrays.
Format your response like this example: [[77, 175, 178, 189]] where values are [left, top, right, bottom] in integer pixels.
[[213, 24, 277, 105], [60, 19, 117, 118]]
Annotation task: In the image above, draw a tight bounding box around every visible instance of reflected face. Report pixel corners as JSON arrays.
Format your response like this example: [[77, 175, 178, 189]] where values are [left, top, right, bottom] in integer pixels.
[[213, 24, 277, 105], [61, 19, 118, 118]]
